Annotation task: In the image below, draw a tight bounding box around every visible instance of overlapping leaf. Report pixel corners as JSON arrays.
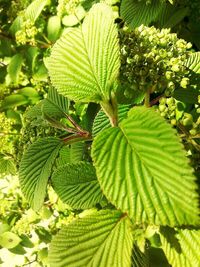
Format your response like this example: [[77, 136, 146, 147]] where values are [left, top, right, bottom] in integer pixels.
[[52, 162, 104, 209], [19, 137, 63, 211], [92, 104, 130, 137], [49, 209, 133, 267], [120, 0, 163, 28], [47, 3, 120, 102], [56, 143, 84, 167], [92, 106, 199, 226], [160, 227, 200, 267]]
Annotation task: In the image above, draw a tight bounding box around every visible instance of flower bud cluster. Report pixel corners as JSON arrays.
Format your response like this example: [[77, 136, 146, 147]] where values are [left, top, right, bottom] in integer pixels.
[[120, 25, 192, 99], [15, 18, 38, 46]]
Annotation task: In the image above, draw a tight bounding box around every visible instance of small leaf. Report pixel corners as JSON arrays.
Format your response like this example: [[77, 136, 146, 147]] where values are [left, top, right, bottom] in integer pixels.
[[120, 0, 163, 28], [6, 54, 23, 85], [19, 137, 63, 211], [92, 104, 130, 137], [47, 16, 61, 42], [42, 87, 69, 120], [52, 162, 104, 209], [48, 3, 120, 103], [92, 106, 199, 226], [0, 232, 21, 249], [160, 227, 200, 267], [1, 94, 28, 110], [49, 209, 133, 267]]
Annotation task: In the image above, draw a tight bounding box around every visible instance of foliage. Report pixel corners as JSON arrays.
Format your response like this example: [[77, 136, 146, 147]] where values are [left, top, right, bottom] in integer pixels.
[[0, 0, 200, 266]]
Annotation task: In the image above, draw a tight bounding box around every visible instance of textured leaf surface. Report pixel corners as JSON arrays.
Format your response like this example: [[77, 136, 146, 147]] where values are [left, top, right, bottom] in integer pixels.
[[48, 3, 120, 102], [160, 228, 200, 267], [49, 210, 133, 267], [42, 87, 69, 119], [92, 104, 130, 137], [120, 0, 163, 28], [52, 162, 104, 209], [185, 52, 200, 73], [19, 137, 63, 211], [0, 154, 16, 177], [92, 106, 199, 226], [56, 143, 83, 167], [131, 244, 149, 267]]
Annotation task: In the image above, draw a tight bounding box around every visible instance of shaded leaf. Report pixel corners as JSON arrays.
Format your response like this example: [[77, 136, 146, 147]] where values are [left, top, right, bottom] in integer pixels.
[[52, 162, 104, 209], [19, 137, 63, 211], [120, 0, 163, 28], [160, 227, 200, 267]]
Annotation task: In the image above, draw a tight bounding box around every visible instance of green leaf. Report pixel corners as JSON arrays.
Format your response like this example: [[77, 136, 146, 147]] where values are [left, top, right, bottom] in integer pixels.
[[0, 154, 16, 176], [160, 227, 200, 267], [52, 162, 104, 209], [56, 143, 84, 167], [0, 232, 21, 249], [62, 6, 86, 26], [92, 104, 131, 137], [1, 94, 28, 110], [157, 3, 189, 28], [42, 87, 69, 119], [6, 54, 23, 85], [92, 106, 199, 226], [174, 87, 199, 104], [49, 209, 133, 267], [48, 3, 120, 103], [19, 137, 63, 211], [185, 52, 200, 74], [131, 244, 149, 267], [120, 0, 163, 28], [47, 16, 61, 42]]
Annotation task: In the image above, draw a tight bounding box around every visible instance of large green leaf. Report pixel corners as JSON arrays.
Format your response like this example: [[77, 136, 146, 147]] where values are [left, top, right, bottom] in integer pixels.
[[47, 3, 120, 103], [160, 227, 200, 267], [49, 209, 133, 267], [92, 106, 199, 226], [52, 162, 104, 209], [120, 0, 163, 28], [19, 137, 63, 211]]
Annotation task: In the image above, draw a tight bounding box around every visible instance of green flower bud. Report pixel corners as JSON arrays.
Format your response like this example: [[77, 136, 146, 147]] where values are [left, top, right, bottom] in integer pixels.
[[180, 77, 190, 89]]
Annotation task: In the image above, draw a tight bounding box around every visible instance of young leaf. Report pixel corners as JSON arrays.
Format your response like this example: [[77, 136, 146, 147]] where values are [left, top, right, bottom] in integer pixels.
[[120, 0, 163, 28], [92, 104, 131, 137], [49, 210, 133, 267], [47, 16, 61, 42], [47, 3, 120, 103], [52, 162, 104, 209], [160, 227, 200, 267], [19, 137, 63, 211], [92, 106, 199, 226], [0, 154, 16, 176]]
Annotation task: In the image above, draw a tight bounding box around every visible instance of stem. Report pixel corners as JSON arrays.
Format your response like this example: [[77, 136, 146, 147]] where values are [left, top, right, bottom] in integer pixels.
[[150, 94, 164, 106], [144, 89, 150, 107], [62, 134, 92, 145], [101, 95, 118, 127]]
